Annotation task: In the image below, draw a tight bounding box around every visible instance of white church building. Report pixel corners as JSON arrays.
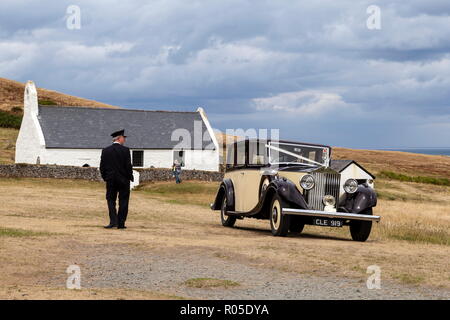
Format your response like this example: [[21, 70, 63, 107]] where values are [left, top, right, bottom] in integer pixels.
[[15, 81, 220, 171]]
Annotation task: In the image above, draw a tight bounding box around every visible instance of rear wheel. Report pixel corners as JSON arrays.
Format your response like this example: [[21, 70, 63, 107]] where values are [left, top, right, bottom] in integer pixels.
[[349, 208, 373, 242], [221, 197, 236, 227], [289, 216, 305, 234], [270, 195, 290, 236]]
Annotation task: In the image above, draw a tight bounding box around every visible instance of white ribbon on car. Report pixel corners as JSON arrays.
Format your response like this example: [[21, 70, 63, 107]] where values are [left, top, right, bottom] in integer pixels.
[[266, 144, 325, 167]]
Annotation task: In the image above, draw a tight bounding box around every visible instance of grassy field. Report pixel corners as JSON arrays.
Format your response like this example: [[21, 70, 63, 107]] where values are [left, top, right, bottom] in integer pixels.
[[135, 181, 218, 208], [0, 227, 55, 238], [0, 177, 448, 300], [0, 127, 18, 163], [184, 278, 240, 289], [137, 179, 450, 246]]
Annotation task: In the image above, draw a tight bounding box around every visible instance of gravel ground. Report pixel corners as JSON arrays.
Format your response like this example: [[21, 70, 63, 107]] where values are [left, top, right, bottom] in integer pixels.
[[68, 244, 449, 300]]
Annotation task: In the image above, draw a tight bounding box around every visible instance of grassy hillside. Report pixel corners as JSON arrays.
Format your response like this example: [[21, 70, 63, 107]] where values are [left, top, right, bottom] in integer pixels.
[[0, 77, 117, 112], [0, 77, 118, 162], [333, 147, 450, 179], [0, 177, 448, 294]]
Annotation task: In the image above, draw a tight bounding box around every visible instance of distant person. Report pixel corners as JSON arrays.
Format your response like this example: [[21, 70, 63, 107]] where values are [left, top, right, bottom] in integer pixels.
[[172, 159, 182, 184], [100, 129, 134, 229]]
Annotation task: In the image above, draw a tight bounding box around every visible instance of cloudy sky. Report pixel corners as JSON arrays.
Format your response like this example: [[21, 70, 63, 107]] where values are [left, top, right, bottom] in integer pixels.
[[1, 0, 449, 148]]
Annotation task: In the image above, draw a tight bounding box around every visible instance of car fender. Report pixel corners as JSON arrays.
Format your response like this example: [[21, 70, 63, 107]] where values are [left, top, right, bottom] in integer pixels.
[[266, 177, 309, 210], [211, 179, 235, 211], [347, 185, 377, 213]]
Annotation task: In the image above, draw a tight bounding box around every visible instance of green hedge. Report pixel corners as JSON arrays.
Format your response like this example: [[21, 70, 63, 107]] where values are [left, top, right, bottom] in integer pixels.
[[379, 170, 450, 186], [0, 110, 22, 129]]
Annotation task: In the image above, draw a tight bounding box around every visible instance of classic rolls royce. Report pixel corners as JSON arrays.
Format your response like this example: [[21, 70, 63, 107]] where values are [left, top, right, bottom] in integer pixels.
[[211, 139, 380, 241]]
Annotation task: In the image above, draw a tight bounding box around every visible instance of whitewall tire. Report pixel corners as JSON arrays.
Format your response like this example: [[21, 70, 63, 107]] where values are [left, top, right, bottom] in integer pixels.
[[270, 195, 290, 236], [221, 197, 236, 227]]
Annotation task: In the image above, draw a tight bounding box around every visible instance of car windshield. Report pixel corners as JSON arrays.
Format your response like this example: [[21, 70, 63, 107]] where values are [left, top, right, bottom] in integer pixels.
[[267, 142, 329, 167]]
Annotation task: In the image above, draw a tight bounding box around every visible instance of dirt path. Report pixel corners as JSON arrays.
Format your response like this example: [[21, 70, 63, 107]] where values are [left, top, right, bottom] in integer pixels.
[[70, 244, 447, 300], [5, 236, 446, 300], [2, 232, 448, 300]]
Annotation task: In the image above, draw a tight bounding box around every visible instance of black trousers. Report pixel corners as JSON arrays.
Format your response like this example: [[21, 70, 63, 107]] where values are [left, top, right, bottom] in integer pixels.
[[106, 178, 130, 226]]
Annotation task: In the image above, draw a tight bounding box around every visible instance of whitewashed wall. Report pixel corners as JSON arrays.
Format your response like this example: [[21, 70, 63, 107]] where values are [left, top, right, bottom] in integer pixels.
[[142, 149, 172, 168], [33, 148, 219, 171], [42, 148, 102, 167], [183, 149, 219, 171], [139, 149, 219, 171], [15, 81, 45, 164], [15, 112, 44, 164], [339, 163, 374, 200]]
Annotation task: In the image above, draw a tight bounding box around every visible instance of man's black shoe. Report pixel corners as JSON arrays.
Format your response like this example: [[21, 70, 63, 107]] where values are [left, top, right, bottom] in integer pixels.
[[117, 225, 127, 229], [104, 224, 117, 229]]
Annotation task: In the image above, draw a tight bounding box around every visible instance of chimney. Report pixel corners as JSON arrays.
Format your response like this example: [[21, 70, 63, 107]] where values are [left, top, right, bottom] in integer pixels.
[[24, 81, 38, 116]]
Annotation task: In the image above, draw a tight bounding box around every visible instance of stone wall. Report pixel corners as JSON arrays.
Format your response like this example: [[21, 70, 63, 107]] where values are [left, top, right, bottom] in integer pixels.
[[136, 167, 223, 182], [0, 164, 223, 182], [0, 163, 101, 180]]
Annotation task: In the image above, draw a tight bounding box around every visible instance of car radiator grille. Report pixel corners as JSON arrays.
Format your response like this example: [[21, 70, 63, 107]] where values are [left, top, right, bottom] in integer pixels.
[[306, 172, 341, 211]]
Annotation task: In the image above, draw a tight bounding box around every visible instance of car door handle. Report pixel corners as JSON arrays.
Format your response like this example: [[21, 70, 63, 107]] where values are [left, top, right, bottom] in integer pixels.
[[240, 172, 245, 175]]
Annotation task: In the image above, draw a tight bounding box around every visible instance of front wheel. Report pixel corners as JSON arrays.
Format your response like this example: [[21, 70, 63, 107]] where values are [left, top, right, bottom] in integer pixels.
[[221, 197, 236, 227], [349, 208, 373, 242], [289, 216, 305, 234], [270, 195, 290, 236]]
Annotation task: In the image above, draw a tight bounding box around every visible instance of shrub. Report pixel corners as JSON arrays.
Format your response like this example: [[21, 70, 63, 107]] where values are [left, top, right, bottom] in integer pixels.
[[10, 106, 23, 113], [0, 110, 22, 129]]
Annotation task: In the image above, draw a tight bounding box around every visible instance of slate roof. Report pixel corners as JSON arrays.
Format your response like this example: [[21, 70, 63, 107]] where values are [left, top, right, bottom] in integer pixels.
[[329, 160, 354, 172], [37, 106, 214, 150]]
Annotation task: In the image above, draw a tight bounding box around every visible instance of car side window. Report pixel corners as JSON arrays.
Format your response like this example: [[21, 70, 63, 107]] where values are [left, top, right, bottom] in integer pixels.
[[226, 143, 235, 169], [248, 141, 267, 166], [236, 141, 246, 167]]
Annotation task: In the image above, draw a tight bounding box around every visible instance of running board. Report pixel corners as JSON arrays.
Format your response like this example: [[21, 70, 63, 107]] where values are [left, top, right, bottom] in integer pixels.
[[283, 208, 380, 222]]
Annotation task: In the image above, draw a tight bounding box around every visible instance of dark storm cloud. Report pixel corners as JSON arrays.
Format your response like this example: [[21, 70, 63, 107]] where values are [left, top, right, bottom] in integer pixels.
[[0, 0, 449, 147]]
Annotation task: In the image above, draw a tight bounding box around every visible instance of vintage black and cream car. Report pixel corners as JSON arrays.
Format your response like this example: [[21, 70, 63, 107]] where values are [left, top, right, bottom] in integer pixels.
[[211, 139, 380, 241]]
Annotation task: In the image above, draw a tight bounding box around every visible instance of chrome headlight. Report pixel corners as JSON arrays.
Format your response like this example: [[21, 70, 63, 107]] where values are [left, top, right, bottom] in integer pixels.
[[344, 178, 358, 193], [300, 174, 315, 190], [323, 195, 336, 207]]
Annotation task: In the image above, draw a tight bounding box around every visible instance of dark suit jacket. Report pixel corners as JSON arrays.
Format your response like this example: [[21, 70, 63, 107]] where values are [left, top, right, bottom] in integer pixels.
[[100, 143, 134, 183]]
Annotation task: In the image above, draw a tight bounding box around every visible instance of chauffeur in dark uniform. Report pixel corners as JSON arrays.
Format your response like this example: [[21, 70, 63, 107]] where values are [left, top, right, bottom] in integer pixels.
[[100, 129, 134, 229]]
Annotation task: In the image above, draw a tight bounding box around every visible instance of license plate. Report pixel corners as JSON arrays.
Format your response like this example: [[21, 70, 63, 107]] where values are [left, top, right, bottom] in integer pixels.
[[313, 218, 343, 227]]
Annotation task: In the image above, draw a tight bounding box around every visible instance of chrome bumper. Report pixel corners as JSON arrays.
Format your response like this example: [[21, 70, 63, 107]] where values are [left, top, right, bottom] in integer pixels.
[[283, 208, 380, 222]]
